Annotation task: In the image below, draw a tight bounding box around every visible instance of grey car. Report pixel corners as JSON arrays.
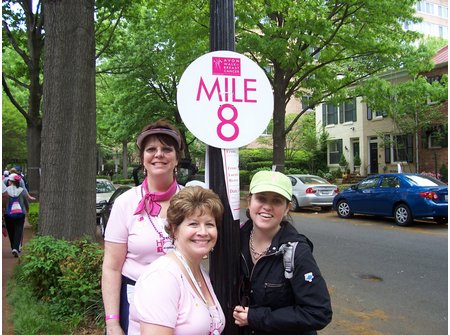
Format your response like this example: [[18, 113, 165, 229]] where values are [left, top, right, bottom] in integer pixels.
[[287, 174, 339, 211]]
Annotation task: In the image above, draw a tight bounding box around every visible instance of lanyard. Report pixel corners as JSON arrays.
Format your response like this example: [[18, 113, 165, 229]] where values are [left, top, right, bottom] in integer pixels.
[[173, 249, 207, 304]]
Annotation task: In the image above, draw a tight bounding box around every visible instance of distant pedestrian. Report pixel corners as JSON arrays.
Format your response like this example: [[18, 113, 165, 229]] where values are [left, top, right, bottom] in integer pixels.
[[4, 174, 29, 257]]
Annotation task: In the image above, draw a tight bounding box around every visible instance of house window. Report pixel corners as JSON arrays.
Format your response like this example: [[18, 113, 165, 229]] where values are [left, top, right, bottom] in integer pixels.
[[339, 98, 357, 123], [427, 125, 448, 148], [384, 134, 414, 163], [367, 106, 387, 120], [438, 5, 448, 18], [322, 103, 338, 125], [329, 139, 342, 164]]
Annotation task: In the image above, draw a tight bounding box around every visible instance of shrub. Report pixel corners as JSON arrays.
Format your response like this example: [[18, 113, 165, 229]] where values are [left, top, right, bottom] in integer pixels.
[[17, 236, 104, 325], [354, 154, 361, 166], [28, 202, 39, 232], [339, 154, 348, 168]]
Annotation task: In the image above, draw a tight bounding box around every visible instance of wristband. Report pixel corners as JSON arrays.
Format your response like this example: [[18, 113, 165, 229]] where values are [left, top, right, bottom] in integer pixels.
[[105, 314, 120, 321]]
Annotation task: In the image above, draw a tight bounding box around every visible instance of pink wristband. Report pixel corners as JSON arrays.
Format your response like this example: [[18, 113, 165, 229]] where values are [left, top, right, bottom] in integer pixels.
[[105, 314, 120, 321]]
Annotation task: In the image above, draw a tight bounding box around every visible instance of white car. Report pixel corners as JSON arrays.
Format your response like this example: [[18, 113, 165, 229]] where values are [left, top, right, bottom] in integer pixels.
[[287, 174, 339, 211], [96, 179, 116, 218]]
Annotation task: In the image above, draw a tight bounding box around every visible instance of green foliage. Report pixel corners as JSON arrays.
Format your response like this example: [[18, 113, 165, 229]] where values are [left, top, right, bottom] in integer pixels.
[[339, 155, 348, 168], [27, 202, 39, 232], [2, 92, 27, 165], [358, 41, 448, 137], [16, 236, 104, 324], [331, 168, 343, 179], [240, 170, 251, 187], [7, 279, 70, 335], [235, 0, 421, 166], [114, 178, 134, 185], [354, 154, 361, 166], [52, 240, 104, 320], [239, 149, 273, 170]]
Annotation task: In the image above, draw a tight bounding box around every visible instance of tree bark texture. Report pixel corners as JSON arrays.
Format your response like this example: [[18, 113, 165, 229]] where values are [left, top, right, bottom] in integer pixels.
[[272, 81, 288, 171], [40, 0, 97, 240]]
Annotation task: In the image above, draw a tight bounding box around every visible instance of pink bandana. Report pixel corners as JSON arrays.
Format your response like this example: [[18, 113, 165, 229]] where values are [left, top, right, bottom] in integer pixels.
[[134, 177, 178, 216]]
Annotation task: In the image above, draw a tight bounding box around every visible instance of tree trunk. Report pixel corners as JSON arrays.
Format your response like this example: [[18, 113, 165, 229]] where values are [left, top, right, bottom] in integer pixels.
[[272, 84, 287, 171], [40, 0, 96, 240], [122, 140, 128, 179], [26, 122, 42, 197]]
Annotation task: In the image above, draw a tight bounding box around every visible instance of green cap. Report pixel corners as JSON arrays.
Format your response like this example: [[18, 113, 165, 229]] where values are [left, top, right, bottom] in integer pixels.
[[249, 171, 292, 201]]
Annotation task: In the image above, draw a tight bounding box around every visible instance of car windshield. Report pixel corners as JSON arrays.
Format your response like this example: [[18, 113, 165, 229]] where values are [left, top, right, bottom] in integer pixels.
[[405, 175, 447, 187], [96, 180, 115, 193], [299, 176, 329, 184]]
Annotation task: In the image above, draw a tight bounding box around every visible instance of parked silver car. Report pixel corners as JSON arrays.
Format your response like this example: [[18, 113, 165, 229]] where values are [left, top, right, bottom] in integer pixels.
[[96, 178, 116, 220], [287, 174, 339, 211]]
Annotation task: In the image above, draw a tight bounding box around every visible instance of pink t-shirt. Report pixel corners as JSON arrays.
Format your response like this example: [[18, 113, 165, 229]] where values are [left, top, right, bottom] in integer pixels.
[[129, 256, 226, 335], [104, 185, 175, 281]]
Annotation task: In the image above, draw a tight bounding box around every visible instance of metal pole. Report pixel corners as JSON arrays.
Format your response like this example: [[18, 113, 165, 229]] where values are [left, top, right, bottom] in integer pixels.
[[209, 1, 240, 334]]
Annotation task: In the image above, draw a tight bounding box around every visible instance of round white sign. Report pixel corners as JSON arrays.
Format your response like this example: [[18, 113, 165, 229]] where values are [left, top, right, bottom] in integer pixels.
[[177, 50, 273, 149]]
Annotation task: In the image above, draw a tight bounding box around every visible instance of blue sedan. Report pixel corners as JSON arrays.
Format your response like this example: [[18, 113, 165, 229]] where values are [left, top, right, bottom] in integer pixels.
[[333, 173, 448, 226]]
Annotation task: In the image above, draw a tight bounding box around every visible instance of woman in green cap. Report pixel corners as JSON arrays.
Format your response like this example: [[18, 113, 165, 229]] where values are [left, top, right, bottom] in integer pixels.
[[233, 170, 332, 335]]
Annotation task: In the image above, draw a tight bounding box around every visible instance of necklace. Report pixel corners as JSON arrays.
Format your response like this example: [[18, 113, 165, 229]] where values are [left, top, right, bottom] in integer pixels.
[[249, 229, 270, 261], [145, 211, 173, 254]]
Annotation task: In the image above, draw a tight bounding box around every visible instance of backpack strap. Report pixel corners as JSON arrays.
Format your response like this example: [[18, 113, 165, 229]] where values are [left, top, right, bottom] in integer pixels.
[[278, 242, 299, 279]]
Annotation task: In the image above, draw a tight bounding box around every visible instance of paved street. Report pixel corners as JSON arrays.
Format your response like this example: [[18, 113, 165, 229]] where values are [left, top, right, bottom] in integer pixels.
[[290, 209, 448, 335]]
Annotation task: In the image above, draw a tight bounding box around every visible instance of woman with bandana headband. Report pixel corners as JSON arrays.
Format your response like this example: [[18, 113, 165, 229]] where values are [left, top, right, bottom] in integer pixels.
[[102, 119, 184, 335]]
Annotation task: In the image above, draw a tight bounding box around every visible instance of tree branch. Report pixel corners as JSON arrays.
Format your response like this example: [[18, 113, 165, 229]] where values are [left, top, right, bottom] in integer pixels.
[[2, 73, 29, 121]]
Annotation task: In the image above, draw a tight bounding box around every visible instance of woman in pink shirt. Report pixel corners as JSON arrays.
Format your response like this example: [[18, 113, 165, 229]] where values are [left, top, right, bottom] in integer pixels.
[[102, 120, 184, 335], [129, 186, 226, 335]]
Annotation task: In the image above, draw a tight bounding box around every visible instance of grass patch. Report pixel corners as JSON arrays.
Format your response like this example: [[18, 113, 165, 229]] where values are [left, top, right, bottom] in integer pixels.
[[7, 276, 72, 335]]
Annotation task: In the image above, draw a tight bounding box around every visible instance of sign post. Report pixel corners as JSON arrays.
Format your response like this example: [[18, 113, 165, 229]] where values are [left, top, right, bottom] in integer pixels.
[[177, 2, 273, 333]]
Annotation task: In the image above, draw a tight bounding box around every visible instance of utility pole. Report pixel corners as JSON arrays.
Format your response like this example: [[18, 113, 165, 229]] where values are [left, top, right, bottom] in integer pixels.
[[208, 1, 241, 334]]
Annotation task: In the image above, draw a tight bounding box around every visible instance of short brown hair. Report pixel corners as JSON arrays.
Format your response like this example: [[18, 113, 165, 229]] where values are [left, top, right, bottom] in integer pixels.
[[165, 186, 224, 239], [137, 119, 183, 163]]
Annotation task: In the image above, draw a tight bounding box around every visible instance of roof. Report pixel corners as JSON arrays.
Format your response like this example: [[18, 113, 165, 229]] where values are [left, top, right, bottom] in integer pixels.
[[432, 45, 448, 65]]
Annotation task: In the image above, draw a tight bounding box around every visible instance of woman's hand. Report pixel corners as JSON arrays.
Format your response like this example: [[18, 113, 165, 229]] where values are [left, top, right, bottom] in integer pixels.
[[105, 321, 125, 335], [233, 305, 249, 327]]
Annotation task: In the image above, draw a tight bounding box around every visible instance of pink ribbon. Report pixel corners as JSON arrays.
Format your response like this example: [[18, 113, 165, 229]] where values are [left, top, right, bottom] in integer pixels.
[[134, 177, 178, 216]]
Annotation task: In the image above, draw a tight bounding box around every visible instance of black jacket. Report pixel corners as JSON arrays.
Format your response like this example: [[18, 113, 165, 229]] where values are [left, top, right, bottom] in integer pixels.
[[238, 220, 332, 335]]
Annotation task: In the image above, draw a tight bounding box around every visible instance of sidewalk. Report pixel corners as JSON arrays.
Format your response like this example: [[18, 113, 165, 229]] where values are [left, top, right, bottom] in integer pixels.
[[2, 223, 34, 335]]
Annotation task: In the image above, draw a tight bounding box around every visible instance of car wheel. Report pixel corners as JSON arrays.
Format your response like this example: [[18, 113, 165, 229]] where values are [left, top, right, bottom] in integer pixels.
[[291, 196, 300, 212], [434, 216, 448, 225], [394, 204, 412, 226], [336, 200, 353, 218], [99, 216, 106, 238]]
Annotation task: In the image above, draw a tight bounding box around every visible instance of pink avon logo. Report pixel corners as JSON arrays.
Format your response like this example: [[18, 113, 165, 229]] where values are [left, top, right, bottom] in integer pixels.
[[212, 57, 241, 76]]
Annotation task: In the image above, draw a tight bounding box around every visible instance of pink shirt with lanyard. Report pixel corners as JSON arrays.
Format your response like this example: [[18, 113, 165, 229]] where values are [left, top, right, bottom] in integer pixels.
[[104, 178, 181, 281], [129, 256, 225, 335]]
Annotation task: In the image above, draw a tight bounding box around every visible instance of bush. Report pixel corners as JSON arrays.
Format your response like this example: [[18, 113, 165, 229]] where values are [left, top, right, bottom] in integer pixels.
[[240, 170, 251, 187], [113, 178, 134, 185], [239, 149, 272, 170], [28, 202, 39, 232], [16, 236, 104, 325]]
